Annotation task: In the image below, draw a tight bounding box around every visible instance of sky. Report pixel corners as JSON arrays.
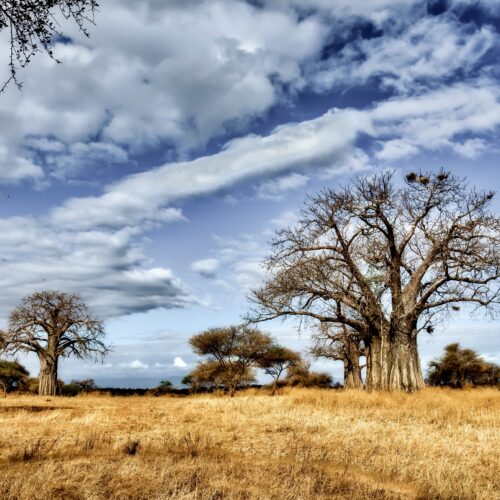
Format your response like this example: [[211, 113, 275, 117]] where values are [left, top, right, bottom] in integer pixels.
[[0, 0, 499, 387]]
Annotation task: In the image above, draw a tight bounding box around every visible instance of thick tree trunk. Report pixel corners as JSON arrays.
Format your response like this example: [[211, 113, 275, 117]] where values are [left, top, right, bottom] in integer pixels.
[[387, 332, 425, 392], [38, 355, 58, 396], [366, 326, 424, 392], [365, 333, 389, 390], [339, 336, 363, 389], [343, 357, 363, 389]]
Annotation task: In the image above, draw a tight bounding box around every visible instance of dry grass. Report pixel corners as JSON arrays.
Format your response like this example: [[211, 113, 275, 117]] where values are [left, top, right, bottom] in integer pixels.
[[0, 387, 498, 499]]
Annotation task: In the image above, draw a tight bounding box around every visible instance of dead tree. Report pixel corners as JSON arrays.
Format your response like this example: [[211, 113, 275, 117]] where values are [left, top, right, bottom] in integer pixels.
[[0, 291, 109, 395], [249, 171, 499, 392], [310, 324, 365, 389]]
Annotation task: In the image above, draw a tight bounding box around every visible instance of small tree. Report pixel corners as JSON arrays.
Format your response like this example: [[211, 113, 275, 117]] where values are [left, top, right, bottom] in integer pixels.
[[428, 343, 500, 388], [257, 345, 300, 395], [156, 379, 173, 395], [189, 325, 273, 396], [0, 291, 109, 396], [0, 0, 98, 92], [0, 360, 29, 397], [310, 324, 365, 389], [71, 378, 97, 393], [285, 359, 333, 388]]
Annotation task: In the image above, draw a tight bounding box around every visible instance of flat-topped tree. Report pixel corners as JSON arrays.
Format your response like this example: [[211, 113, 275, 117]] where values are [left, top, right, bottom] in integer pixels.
[[0, 291, 109, 396], [257, 345, 300, 395], [189, 324, 273, 396], [249, 171, 499, 392]]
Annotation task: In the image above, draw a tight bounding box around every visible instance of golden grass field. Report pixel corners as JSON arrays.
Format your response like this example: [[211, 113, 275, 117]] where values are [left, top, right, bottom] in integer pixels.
[[0, 388, 498, 500]]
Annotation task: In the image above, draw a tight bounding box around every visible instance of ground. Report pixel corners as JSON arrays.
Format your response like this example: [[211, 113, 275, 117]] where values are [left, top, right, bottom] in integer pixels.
[[0, 388, 498, 499]]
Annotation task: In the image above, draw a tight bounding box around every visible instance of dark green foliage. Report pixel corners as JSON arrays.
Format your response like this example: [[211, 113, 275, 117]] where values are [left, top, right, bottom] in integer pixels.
[[71, 378, 97, 392], [60, 383, 81, 397], [428, 343, 499, 388], [0, 360, 29, 395], [156, 380, 173, 394]]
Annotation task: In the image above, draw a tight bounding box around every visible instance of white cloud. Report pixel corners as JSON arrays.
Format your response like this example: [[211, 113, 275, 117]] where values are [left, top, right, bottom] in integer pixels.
[[0, 0, 327, 183], [173, 356, 188, 368], [128, 360, 149, 370], [311, 14, 497, 94], [50, 108, 370, 229], [191, 258, 220, 278], [0, 218, 194, 318], [256, 173, 309, 200]]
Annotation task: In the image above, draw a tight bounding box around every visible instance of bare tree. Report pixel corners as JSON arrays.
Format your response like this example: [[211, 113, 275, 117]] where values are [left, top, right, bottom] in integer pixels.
[[189, 324, 273, 396], [310, 324, 365, 389], [249, 171, 499, 392], [0, 291, 109, 395], [0, 0, 98, 92], [257, 345, 300, 395]]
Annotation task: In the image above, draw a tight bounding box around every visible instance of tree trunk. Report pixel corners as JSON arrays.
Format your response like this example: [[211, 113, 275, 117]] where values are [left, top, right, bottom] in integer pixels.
[[387, 331, 425, 392], [343, 337, 363, 389], [366, 326, 425, 392], [344, 359, 363, 389], [365, 333, 389, 390], [38, 355, 58, 396]]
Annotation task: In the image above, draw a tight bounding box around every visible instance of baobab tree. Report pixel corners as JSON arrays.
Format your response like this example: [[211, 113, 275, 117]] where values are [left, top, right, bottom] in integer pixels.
[[0, 291, 109, 395], [249, 171, 499, 392], [310, 323, 365, 389], [0, 0, 98, 92]]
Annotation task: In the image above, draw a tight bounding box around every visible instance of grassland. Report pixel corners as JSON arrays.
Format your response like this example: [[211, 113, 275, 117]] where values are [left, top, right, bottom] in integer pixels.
[[0, 388, 498, 499]]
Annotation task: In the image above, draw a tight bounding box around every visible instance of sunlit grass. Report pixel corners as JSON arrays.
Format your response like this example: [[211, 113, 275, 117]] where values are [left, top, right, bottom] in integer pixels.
[[0, 387, 498, 499]]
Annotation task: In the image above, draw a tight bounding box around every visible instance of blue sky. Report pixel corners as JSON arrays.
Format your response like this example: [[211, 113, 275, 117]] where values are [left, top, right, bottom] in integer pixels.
[[0, 0, 498, 387]]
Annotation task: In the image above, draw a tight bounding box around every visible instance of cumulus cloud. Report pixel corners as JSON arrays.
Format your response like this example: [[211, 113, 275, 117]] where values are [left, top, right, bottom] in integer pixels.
[[0, 218, 194, 318], [173, 357, 188, 368], [0, 0, 327, 183], [128, 360, 149, 370], [191, 258, 220, 278]]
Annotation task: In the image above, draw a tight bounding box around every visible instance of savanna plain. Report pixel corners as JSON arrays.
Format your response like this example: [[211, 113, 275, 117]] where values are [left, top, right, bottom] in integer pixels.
[[0, 388, 498, 500]]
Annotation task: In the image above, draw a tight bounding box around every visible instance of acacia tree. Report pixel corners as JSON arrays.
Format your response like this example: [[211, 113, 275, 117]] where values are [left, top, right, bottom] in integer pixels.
[[0, 0, 98, 92], [310, 324, 365, 389], [250, 171, 499, 392], [0, 359, 29, 397], [189, 324, 273, 396], [428, 343, 500, 388], [257, 345, 300, 395], [0, 291, 109, 395], [189, 360, 256, 394]]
